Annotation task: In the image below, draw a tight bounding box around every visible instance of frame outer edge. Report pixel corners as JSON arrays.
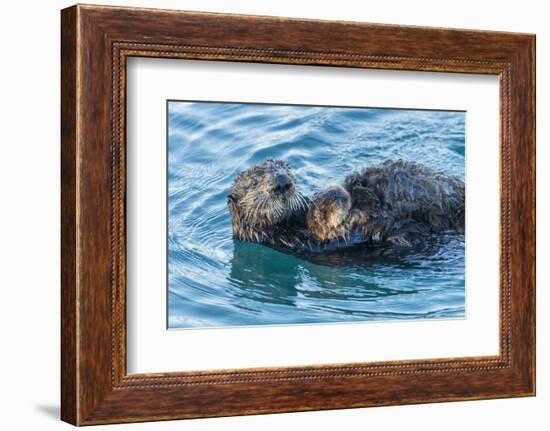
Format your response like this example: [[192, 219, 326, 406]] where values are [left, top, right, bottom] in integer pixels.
[[506, 35, 536, 396], [526, 35, 536, 396], [531, 34, 536, 396], [523, 34, 536, 395], [61, 4, 536, 425], [61, 5, 79, 426]]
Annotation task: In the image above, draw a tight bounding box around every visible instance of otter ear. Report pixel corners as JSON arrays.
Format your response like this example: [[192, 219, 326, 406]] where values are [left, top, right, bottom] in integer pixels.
[[227, 192, 238, 204]]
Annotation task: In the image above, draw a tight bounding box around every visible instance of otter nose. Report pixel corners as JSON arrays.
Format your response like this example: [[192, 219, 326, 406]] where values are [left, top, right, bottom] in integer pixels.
[[273, 174, 291, 192]]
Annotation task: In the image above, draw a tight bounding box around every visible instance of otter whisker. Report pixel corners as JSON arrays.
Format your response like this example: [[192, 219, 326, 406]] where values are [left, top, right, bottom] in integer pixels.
[[295, 192, 308, 211], [289, 195, 297, 212], [275, 199, 285, 217], [294, 197, 300, 212], [292, 194, 301, 211], [269, 200, 279, 215]]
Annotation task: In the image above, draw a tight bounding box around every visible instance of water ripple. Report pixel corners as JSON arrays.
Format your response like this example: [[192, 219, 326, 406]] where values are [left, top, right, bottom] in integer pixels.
[[167, 102, 465, 329]]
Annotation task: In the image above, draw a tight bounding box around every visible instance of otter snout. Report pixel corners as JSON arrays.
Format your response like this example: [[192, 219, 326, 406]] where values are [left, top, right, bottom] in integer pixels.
[[273, 174, 292, 193]]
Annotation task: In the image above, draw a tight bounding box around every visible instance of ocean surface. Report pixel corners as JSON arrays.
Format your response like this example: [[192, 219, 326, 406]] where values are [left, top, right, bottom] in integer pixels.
[[167, 101, 466, 329]]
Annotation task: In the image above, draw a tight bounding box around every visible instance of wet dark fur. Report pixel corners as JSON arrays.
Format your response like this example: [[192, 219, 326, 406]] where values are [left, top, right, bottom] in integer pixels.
[[306, 185, 353, 243], [341, 159, 464, 246], [228, 159, 465, 251], [227, 159, 312, 248]]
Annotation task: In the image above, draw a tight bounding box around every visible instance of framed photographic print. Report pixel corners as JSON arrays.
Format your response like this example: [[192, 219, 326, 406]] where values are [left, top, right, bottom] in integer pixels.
[[61, 4, 536, 425]]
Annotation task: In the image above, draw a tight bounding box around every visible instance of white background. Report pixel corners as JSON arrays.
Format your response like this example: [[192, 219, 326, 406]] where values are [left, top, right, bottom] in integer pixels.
[[0, 0, 547, 430], [127, 59, 500, 373]]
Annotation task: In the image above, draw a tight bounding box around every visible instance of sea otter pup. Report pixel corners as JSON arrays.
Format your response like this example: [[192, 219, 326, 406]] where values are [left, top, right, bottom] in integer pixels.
[[308, 160, 465, 246], [228, 159, 464, 251]]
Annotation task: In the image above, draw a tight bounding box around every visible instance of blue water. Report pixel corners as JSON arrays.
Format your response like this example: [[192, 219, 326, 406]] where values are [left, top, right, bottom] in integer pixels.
[[167, 101, 465, 329]]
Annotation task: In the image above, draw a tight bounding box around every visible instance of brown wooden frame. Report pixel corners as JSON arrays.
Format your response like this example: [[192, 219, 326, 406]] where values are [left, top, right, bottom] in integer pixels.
[[61, 4, 536, 426]]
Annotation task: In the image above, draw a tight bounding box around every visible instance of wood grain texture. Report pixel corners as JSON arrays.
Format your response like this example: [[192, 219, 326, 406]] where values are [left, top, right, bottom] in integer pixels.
[[60, 5, 78, 425], [60, 4, 536, 425]]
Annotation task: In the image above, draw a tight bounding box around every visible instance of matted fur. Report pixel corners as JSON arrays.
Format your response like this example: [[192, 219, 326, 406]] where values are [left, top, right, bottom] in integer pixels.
[[342, 159, 465, 245], [306, 185, 353, 243], [228, 159, 465, 251], [227, 159, 310, 246]]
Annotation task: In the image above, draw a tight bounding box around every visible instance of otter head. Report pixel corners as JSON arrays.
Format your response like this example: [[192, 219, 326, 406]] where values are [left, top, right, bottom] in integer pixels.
[[307, 185, 352, 243], [228, 159, 307, 242]]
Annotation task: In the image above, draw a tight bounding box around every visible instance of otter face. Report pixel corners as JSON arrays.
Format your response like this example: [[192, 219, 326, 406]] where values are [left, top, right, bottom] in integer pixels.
[[307, 185, 352, 243], [228, 159, 307, 241]]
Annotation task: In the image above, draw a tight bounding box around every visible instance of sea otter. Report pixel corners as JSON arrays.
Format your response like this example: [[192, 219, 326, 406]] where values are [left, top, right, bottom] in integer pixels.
[[227, 159, 464, 251]]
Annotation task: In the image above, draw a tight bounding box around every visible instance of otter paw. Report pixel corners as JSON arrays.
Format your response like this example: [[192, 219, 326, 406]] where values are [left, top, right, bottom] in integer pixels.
[[307, 185, 352, 243]]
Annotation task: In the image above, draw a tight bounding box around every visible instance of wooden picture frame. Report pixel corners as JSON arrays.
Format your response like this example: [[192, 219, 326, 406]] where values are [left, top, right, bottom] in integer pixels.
[[61, 4, 535, 425]]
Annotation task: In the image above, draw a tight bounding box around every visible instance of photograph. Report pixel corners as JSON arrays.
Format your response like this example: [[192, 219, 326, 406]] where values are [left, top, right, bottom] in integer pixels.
[[49, 1, 537, 426], [167, 101, 466, 329]]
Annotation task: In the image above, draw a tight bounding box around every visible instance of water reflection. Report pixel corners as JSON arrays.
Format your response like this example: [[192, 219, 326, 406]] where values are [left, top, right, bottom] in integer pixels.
[[227, 233, 462, 307]]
